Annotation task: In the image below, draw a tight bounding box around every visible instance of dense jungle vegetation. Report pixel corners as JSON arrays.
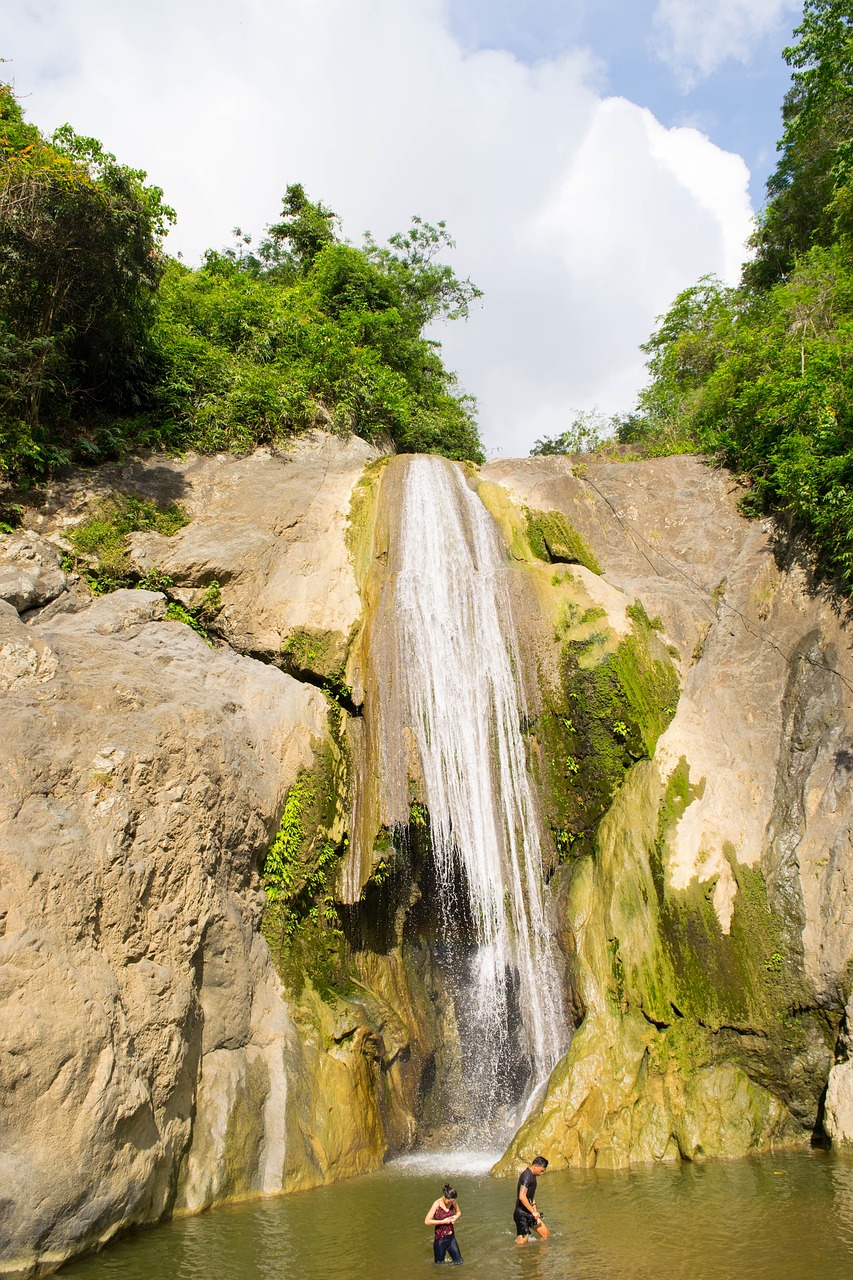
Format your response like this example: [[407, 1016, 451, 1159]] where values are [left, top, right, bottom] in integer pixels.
[[620, 0, 853, 593], [0, 83, 484, 485]]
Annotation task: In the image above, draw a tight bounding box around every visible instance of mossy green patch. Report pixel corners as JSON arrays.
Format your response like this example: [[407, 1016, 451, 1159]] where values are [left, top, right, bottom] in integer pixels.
[[643, 764, 793, 1032], [537, 611, 680, 858], [220, 1055, 270, 1195], [524, 507, 602, 574], [261, 758, 351, 1002], [476, 480, 533, 562], [280, 626, 353, 706], [163, 579, 222, 645], [626, 600, 664, 631], [346, 454, 390, 584]]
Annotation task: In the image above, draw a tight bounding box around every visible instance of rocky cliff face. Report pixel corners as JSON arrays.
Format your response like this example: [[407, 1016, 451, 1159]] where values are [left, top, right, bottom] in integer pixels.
[[2, 439, 852, 1274], [0, 435, 428, 1278], [481, 453, 853, 1170]]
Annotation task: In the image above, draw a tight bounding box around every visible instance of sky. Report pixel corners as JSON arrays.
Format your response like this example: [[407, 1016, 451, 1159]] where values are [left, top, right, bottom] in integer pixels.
[[7, 0, 802, 456]]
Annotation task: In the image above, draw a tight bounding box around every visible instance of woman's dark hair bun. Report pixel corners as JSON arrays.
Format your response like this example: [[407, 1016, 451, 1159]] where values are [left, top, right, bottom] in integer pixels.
[[442, 1183, 457, 1200]]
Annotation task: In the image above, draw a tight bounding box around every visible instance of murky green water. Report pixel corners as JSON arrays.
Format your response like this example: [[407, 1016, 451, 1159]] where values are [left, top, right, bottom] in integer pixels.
[[60, 1149, 853, 1279]]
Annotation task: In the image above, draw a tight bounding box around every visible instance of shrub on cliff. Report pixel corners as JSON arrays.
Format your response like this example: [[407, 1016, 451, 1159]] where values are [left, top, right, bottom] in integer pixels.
[[152, 195, 484, 461]]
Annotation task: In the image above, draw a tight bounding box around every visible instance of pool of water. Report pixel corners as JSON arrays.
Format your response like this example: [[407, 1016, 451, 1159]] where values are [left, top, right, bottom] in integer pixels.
[[60, 1148, 853, 1279]]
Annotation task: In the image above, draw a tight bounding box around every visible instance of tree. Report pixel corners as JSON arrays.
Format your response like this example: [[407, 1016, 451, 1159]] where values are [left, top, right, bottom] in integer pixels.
[[152, 190, 486, 463], [748, 0, 853, 288], [530, 409, 613, 456], [0, 83, 174, 472], [364, 216, 483, 331], [261, 183, 339, 275]]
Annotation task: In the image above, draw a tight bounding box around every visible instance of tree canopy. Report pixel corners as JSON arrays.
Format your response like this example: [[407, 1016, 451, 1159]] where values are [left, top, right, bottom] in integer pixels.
[[0, 87, 484, 482], [0, 83, 174, 474], [618, 1, 853, 594]]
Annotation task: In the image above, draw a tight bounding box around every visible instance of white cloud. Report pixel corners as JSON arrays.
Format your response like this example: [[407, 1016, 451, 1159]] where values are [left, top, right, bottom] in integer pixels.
[[7, 0, 754, 456], [652, 0, 800, 89]]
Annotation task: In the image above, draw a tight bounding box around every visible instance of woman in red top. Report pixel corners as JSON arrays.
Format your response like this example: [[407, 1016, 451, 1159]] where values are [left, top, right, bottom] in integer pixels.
[[424, 1183, 463, 1264]]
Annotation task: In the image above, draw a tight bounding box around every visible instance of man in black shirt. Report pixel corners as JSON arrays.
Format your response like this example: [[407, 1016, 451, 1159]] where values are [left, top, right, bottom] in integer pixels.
[[514, 1155, 550, 1244]]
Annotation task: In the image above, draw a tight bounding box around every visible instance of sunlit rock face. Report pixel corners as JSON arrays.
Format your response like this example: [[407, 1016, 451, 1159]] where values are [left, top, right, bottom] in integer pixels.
[[3, 438, 853, 1277], [0, 590, 325, 1275], [484, 452, 853, 1171], [0, 436, 393, 1279]]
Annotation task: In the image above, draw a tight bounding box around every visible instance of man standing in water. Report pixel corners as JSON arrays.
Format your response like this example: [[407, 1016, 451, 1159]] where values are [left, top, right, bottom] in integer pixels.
[[514, 1156, 550, 1244]]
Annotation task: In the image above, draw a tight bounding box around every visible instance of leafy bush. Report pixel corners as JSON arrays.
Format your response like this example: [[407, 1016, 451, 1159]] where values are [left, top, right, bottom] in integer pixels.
[[151, 208, 485, 461], [0, 83, 174, 476], [69, 493, 188, 582], [0, 89, 485, 478]]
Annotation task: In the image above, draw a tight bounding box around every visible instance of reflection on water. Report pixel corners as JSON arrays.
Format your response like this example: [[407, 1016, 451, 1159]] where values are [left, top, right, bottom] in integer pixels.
[[60, 1150, 853, 1280]]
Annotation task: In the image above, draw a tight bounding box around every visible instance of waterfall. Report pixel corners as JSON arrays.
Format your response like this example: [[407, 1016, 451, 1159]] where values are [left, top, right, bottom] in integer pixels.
[[392, 455, 566, 1130]]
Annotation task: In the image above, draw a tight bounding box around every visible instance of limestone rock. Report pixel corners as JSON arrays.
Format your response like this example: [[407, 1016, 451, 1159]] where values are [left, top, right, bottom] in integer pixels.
[[86, 433, 375, 664], [825, 1062, 853, 1144], [824, 994, 853, 1145], [494, 1010, 799, 1174], [485, 453, 853, 1164], [0, 531, 67, 613], [0, 588, 328, 1276], [485, 453, 853, 990], [0, 600, 59, 692]]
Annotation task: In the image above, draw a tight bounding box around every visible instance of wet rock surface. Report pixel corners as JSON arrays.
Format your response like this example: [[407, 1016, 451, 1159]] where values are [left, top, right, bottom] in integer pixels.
[[484, 453, 853, 1168], [3, 442, 853, 1274]]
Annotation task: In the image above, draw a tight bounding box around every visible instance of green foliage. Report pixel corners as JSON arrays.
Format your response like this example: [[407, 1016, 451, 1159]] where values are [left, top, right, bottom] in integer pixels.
[[624, 10, 853, 593], [264, 182, 338, 275], [261, 767, 348, 999], [69, 492, 188, 582], [409, 800, 428, 828], [524, 507, 602, 574], [164, 589, 221, 645], [530, 407, 614, 456], [748, 0, 853, 288], [0, 82, 174, 476], [280, 626, 354, 707], [152, 214, 484, 461], [632, 247, 853, 589], [263, 775, 315, 904], [0, 82, 484, 480], [137, 566, 174, 592], [626, 600, 663, 631]]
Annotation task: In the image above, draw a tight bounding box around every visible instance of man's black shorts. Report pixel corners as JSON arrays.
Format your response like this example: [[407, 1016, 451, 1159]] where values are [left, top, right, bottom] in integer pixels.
[[513, 1208, 536, 1237]]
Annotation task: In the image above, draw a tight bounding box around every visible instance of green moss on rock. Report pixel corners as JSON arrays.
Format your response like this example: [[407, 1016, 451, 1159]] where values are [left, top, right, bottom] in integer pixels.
[[537, 610, 680, 858], [524, 507, 602, 574], [262, 758, 351, 1002], [346, 455, 390, 583], [642, 763, 795, 1035]]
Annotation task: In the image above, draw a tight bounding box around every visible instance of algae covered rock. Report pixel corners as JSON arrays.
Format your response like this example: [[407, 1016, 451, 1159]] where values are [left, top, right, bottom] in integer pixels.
[[485, 452, 853, 1169]]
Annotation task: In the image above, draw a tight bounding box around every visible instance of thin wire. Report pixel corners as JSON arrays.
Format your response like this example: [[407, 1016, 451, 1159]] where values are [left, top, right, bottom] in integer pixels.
[[578, 470, 853, 700]]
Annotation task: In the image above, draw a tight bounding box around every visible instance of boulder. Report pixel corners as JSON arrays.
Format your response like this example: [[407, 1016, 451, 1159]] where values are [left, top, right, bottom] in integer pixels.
[[0, 591, 328, 1276], [0, 532, 67, 614]]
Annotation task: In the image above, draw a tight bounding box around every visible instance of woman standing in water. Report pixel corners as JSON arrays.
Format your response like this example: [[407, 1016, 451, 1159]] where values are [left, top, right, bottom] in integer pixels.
[[425, 1184, 463, 1264]]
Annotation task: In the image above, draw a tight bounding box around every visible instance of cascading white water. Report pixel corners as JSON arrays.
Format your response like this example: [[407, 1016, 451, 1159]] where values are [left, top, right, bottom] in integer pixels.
[[394, 455, 566, 1125]]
